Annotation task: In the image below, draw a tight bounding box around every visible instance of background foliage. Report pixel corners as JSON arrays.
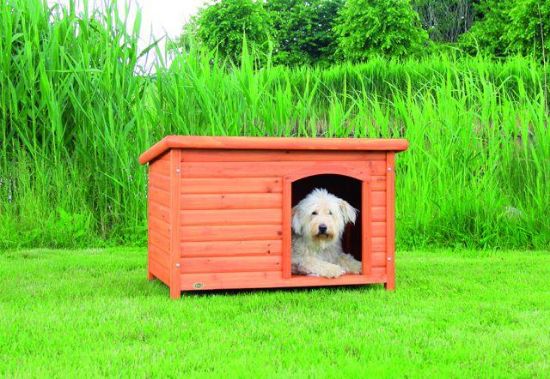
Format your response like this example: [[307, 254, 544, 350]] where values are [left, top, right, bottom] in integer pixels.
[[334, 0, 429, 60], [460, 0, 550, 60], [266, 0, 343, 65], [184, 0, 549, 64], [194, 0, 273, 63], [0, 0, 549, 250]]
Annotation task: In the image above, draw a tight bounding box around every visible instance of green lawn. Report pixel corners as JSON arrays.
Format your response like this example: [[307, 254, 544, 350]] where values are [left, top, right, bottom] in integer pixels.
[[0, 248, 549, 377]]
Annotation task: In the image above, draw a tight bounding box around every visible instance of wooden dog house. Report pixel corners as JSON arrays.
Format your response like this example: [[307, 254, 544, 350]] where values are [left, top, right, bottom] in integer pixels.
[[139, 136, 408, 298]]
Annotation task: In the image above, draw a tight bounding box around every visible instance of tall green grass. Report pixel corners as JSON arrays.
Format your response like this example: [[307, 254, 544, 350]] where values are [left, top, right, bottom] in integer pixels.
[[1, 0, 548, 249]]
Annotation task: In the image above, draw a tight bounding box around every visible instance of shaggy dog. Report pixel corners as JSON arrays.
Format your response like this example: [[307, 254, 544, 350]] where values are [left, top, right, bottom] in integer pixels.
[[291, 188, 362, 278]]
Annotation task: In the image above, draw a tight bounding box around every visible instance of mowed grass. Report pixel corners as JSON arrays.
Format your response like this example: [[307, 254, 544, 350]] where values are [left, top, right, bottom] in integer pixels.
[[0, 249, 548, 377]]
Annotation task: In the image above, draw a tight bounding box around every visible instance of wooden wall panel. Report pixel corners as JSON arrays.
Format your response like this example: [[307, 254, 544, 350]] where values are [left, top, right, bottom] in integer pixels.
[[181, 225, 282, 242], [180, 160, 387, 178], [180, 193, 281, 210], [180, 209, 282, 226], [181, 240, 282, 257], [147, 153, 172, 285], [182, 150, 386, 162], [180, 177, 282, 194], [180, 256, 281, 274]]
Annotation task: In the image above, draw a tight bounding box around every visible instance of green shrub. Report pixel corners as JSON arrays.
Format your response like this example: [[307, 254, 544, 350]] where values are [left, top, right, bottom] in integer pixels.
[[267, 0, 343, 66], [195, 0, 273, 63], [460, 0, 550, 60], [334, 0, 430, 61]]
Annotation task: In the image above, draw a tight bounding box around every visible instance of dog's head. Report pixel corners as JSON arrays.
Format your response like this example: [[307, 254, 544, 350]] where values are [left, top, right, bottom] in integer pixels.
[[292, 188, 357, 245]]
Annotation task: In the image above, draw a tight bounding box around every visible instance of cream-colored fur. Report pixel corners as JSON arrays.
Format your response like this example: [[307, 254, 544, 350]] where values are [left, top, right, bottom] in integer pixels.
[[291, 188, 362, 278]]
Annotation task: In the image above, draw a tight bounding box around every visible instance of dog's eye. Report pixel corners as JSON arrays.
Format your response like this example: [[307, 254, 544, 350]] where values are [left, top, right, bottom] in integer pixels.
[[311, 211, 318, 216], [329, 211, 333, 215]]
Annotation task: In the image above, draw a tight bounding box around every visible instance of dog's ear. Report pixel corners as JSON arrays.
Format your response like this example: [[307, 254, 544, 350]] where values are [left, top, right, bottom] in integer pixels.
[[291, 206, 303, 235], [339, 200, 358, 224]]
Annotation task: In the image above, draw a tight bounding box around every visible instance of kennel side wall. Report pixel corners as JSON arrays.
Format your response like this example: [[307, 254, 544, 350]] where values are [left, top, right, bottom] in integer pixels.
[[172, 149, 390, 292], [146, 151, 172, 286]]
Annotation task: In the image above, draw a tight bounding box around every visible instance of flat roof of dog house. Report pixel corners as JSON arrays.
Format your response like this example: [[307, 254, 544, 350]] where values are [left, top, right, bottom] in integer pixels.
[[139, 136, 408, 164], [140, 136, 408, 298]]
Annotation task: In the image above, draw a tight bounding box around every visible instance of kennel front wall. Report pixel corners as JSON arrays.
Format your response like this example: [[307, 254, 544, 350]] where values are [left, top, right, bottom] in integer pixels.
[[140, 136, 408, 298]]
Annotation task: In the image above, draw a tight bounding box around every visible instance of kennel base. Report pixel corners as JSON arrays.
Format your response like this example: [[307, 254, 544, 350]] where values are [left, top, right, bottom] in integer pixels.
[[139, 136, 408, 298]]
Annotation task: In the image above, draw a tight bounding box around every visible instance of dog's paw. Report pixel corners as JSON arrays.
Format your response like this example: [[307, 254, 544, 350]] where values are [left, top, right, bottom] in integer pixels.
[[320, 264, 346, 278], [347, 260, 362, 274]]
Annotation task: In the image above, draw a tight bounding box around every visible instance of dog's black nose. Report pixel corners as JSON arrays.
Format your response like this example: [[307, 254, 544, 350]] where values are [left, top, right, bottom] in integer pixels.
[[318, 224, 327, 234]]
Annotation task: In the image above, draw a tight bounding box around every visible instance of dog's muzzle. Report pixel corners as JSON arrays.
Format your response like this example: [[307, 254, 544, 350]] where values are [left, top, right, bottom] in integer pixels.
[[315, 224, 333, 239]]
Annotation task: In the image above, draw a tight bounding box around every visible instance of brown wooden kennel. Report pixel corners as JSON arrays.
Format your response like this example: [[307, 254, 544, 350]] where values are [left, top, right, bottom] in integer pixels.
[[139, 136, 408, 298]]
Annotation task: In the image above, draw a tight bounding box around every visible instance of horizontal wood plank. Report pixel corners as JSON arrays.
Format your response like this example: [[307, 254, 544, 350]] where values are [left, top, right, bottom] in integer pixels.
[[180, 256, 281, 274], [149, 240, 169, 260], [370, 252, 386, 267], [181, 240, 282, 257], [148, 187, 170, 206], [149, 229, 170, 253], [368, 176, 386, 191], [148, 173, 171, 191], [180, 269, 387, 291], [371, 237, 386, 252], [180, 161, 386, 178], [370, 222, 386, 237], [371, 206, 386, 222], [149, 250, 169, 270], [370, 191, 386, 206], [149, 258, 169, 285], [181, 177, 282, 194], [181, 224, 282, 242], [148, 201, 170, 224], [182, 150, 386, 162], [149, 216, 170, 239], [150, 159, 170, 175], [180, 208, 282, 226], [180, 193, 282, 210]]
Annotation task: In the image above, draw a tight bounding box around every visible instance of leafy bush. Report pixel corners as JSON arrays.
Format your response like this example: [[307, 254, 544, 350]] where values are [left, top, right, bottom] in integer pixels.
[[267, 0, 343, 66], [195, 0, 273, 63], [460, 0, 550, 60], [334, 0, 429, 61]]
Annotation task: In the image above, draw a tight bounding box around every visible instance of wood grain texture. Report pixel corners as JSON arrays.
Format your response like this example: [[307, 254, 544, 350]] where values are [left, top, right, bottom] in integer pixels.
[[149, 216, 170, 239], [148, 187, 170, 207], [362, 181, 371, 276], [180, 268, 387, 291], [147, 158, 172, 283], [180, 160, 387, 178], [385, 153, 396, 291], [141, 137, 409, 296], [180, 256, 281, 274], [149, 173, 170, 191], [169, 149, 181, 299], [181, 225, 282, 242], [149, 258, 169, 285], [180, 209, 282, 226], [282, 177, 292, 279], [181, 177, 282, 194], [371, 237, 386, 252], [180, 193, 282, 210], [181, 240, 282, 257]]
